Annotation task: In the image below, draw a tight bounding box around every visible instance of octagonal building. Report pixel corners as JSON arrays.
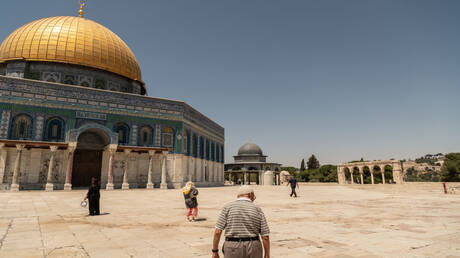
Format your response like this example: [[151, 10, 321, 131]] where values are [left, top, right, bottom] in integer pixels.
[[0, 11, 224, 190], [224, 142, 281, 185]]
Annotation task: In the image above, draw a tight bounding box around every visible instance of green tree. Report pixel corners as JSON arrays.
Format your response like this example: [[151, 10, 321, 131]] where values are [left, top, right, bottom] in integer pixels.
[[307, 155, 320, 170], [305, 165, 338, 182], [440, 153, 460, 182], [320, 165, 338, 182], [297, 170, 310, 182], [300, 159, 306, 171]]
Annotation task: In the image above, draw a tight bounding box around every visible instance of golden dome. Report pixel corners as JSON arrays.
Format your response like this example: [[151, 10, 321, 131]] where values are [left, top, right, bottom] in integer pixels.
[[0, 16, 143, 85]]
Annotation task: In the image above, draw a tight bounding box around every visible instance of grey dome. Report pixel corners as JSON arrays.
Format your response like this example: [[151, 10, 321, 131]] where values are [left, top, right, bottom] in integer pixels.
[[238, 142, 263, 156]]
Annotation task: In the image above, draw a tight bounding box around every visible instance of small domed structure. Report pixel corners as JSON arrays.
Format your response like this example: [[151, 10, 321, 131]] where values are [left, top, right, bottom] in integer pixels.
[[225, 141, 282, 186]]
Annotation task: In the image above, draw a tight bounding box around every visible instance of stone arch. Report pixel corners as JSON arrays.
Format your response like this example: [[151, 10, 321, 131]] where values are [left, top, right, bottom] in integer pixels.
[[68, 123, 118, 144], [371, 165, 383, 184], [344, 167, 351, 182], [383, 164, 394, 184], [351, 167, 360, 184], [362, 166, 372, 184], [71, 126, 113, 187]]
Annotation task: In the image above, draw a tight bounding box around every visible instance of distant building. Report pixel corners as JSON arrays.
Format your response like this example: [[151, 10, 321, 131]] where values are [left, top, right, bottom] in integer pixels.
[[224, 142, 281, 185]]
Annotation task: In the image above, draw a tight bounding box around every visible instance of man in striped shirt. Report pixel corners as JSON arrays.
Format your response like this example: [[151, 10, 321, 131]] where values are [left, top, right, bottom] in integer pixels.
[[212, 185, 270, 258]]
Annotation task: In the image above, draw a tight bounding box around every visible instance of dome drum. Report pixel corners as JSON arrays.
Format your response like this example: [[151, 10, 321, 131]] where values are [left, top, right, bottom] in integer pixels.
[[1, 60, 143, 94]]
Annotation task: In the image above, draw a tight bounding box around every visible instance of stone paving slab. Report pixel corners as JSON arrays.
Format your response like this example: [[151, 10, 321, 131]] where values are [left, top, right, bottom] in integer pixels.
[[0, 183, 459, 257]]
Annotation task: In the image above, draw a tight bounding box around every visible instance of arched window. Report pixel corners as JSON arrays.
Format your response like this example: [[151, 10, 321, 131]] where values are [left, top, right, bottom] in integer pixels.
[[45, 117, 65, 141], [216, 144, 220, 162], [114, 123, 130, 145], [81, 81, 90, 87], [205, 139, 210, 160], [10, 114, 33, 139], [184, 130, 191, 155], [221, 145, 224, 163], [211, 142, 215, 161], [161, 126, 174, 147], [199, 137, 204, 159], [63, 75, 75, 85], [94, 79, 106, 89], [138, 126, 153, 146], [193, 134, 198, 157]]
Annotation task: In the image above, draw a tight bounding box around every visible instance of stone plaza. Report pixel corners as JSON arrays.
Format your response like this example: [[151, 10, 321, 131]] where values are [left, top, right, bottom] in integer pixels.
[[0, 183, 459, 257]]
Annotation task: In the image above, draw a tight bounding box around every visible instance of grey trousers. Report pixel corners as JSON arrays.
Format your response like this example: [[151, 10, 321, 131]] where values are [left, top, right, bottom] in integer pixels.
[[223, 240, 263, 258]]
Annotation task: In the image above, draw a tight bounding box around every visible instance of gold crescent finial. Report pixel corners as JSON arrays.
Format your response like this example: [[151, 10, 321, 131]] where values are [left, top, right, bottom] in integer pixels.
[[78, 0, 86, 17]]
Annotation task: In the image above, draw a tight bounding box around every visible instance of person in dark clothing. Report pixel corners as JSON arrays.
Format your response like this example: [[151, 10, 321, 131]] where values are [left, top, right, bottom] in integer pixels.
[[84, 177, 100, 216], [182, 181, 199, 221], [287, 176, 299, 197]]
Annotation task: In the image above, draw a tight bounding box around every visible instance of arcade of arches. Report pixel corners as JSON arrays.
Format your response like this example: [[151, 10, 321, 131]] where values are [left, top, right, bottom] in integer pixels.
[[337, 160, 404, 185], [0, 125, 224, 191]]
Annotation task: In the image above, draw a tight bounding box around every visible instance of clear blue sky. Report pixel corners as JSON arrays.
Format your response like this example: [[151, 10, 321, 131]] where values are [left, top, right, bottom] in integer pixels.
[[1, 1, 459, 166]]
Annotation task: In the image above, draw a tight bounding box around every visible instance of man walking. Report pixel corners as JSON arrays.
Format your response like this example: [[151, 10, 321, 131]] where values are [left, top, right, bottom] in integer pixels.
[[288, 176, 298, 197], [212, 185, 270, 258]]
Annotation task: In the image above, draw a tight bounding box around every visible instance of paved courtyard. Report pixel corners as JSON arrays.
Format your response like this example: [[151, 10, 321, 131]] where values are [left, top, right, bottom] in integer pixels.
[[0, 183, 459, 258]]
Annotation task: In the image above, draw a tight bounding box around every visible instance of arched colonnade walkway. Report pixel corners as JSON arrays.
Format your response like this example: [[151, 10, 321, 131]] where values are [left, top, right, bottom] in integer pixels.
[[337, 160, 404, 185]]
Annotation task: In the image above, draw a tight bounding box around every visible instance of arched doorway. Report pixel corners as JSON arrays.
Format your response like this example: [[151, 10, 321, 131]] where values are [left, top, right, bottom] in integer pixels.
[[72, 129, 110, 187], [363, 166, 372, 184], [383, 165, 394, 184]]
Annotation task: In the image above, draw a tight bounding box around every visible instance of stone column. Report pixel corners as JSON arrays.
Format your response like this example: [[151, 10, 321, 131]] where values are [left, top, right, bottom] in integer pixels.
[[64, 142, 77, 191], [392, 162, 403, 184], [380, 166, 385, 184], [11, 144, 25, 191], [105, 144, 118, 190], [190, 157, 195, 182], [0, 143, 7, 184], [370, 167, 375, 185], [122, 149, 131, 190], [45, 146, 59, 191], [359, 167, 364, 185], [160, 151, 168, 189], [336, 167, 341, 184], [349, 168, 354, 184], [146, 150, 155, 189]]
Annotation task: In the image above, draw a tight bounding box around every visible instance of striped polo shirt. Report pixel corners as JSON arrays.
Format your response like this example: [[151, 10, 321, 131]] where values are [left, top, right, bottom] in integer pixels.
[[216, 197, 270, 237]]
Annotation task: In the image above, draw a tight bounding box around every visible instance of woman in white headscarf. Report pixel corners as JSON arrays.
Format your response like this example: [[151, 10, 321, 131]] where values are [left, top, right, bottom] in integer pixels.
[[182, 181, 199, 221]]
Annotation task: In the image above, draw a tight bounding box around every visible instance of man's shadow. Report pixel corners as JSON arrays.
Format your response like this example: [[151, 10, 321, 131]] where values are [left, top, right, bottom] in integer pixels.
[[86, 212, 110, 216]]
